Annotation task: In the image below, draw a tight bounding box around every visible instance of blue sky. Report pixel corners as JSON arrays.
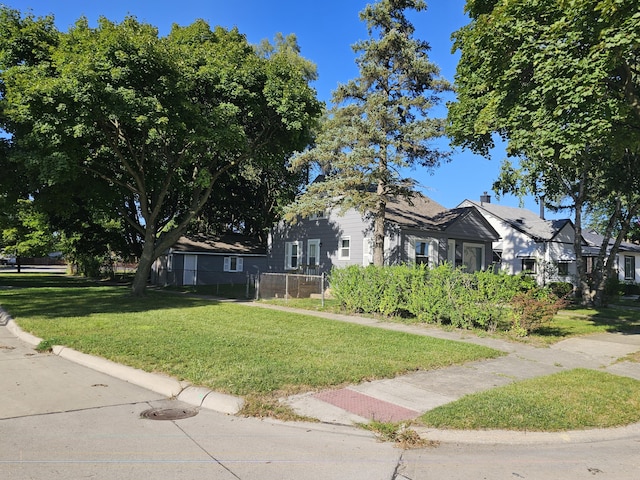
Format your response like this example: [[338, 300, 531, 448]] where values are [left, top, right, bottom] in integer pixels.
[[8, 0, 556, 218]]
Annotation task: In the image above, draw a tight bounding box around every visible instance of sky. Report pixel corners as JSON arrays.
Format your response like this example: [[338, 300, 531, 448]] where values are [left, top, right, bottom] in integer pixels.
[[8, 0, 558, 218]]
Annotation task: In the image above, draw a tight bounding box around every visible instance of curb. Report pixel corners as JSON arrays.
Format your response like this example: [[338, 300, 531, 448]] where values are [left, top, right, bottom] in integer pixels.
[[2, 312, 245, 415]]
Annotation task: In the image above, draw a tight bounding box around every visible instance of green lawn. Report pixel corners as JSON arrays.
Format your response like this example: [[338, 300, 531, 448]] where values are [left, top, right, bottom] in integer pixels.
[[420, 369, 640, 431], [0, 274, 502, 397], [3, 273, 640, 430]]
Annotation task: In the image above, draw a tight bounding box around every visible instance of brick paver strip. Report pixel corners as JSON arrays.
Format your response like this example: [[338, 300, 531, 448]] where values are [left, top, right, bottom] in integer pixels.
[[314, 388, 419, 422]]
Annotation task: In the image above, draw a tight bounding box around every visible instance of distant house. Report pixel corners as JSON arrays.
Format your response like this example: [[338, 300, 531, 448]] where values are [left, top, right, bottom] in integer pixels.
[[459, 195, 577, 285], [267, 194, 500, 275], [151, 234, 267, 287], [582, 230, 640, 284]]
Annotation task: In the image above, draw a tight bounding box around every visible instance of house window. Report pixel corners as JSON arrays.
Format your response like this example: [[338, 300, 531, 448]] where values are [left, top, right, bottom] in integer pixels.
[[285, 241, 300, 270], [624, 256, 635, 280], [224, 256, 243, 272], [309, 211, 326, 220], [415, 241, 429, 265], [363, 238, 374, 266], [307, 239, 320, 267], [522, 258, 536, 274], [447, 239, 456, 265], [463, 243, 484, 272], [557, 262, 569, 276], [167, 254, 173, 272], [339, 237, 351, 260]]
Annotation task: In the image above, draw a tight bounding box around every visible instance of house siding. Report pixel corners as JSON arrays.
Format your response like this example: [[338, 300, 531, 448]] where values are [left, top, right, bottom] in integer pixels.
[[152, 252, 267, 287], [268, 209, 371, 274]]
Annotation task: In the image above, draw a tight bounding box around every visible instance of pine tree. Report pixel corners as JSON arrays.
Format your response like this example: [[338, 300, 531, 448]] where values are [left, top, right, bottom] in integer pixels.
[[288, 0, 450, 265]]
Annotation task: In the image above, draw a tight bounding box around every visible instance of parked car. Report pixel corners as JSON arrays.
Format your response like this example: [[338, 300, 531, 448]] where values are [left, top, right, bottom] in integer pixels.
[[0, 255, 16, 265]]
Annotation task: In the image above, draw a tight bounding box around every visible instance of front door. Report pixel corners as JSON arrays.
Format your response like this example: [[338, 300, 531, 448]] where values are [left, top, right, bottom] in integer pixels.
[[183, 254, 197, 286]]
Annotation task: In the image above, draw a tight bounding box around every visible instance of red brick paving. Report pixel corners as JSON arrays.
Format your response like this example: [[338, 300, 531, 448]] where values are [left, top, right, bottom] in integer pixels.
[[314, 388, 419, 422]]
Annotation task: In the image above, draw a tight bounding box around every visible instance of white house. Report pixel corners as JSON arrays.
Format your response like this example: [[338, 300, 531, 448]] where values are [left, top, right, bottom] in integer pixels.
[[459, 195, 577, 285]]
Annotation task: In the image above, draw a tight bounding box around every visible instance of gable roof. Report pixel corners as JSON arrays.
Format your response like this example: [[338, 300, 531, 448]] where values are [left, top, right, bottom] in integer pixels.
[[462, 200, 572, 242], [171, 234, 266, 256], [386, 195, 499, 240], [582, 229, 640, 254]]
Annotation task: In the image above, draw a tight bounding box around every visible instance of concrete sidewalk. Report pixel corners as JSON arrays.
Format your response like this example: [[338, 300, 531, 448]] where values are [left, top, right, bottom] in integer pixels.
[[4, 302, 640, 445]]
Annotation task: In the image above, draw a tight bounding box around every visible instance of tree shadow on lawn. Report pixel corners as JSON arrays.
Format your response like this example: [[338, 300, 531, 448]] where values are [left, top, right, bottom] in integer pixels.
[[0, 276, 217, 319], [535, 309, 640, 339]]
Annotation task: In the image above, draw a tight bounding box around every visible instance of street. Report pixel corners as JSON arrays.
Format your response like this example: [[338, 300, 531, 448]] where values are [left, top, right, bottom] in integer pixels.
[[2, 313, 640, 479]]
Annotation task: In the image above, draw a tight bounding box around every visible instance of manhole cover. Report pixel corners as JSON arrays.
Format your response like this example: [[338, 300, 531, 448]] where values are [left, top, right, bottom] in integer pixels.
[[140, 407, 198, 421]]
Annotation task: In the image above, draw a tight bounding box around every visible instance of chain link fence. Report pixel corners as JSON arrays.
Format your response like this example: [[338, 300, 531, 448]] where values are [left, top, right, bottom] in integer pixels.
[[256, 272, 327, 304]]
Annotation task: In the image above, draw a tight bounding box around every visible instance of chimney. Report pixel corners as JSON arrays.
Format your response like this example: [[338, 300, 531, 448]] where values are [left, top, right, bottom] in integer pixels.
[[480, 192, 491, 205], [539, 196, 545, 220]]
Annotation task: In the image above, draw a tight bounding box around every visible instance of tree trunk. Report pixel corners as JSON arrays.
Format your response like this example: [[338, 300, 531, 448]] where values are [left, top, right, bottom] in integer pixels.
[[131, 229, 158, 296], [373, 180, 387, 266]]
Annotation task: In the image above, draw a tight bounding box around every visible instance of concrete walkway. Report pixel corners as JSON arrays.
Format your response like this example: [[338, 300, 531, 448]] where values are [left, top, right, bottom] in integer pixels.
[[4, 301, 640, 445]]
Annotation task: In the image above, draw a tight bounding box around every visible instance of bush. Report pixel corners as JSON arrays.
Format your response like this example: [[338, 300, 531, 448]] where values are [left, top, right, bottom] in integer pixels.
[[330, 264, 561, 333], [547, 281, 574, 299], [510, 290, 568, 336]]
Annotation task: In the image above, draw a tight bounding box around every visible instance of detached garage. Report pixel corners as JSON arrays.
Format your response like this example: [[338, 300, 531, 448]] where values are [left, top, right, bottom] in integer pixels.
[[151, 234, 267, 287]]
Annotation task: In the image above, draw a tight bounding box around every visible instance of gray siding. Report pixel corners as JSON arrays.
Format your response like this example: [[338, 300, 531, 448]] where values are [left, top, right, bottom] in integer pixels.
[[268, 209, 371, 274], [152, 253, 267, 287]]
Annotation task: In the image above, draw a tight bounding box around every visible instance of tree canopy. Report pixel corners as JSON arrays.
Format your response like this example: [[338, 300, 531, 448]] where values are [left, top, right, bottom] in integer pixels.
[[286, 0, 451, 266], [448, 0, 640, 305], [0, 8, 322, 294]]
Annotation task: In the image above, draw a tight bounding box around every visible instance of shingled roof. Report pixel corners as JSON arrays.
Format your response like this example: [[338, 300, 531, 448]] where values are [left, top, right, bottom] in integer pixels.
[[463, 200, 572, 242], [386, 194, 482, 232], [171, 234, 266, 255]]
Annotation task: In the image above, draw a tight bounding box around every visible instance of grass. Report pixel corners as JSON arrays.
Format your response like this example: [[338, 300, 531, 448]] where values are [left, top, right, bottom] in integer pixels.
[[0, 274, 502, 398], [3, 273, 640, 430], [420, 368, 640, 431]]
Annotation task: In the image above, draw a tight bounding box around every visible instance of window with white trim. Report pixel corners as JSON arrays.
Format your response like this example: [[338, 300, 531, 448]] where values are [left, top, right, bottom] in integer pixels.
[[363, 238, 374, 266], [307, 239, 320, 266], [285, 241, 300, 270], [339, 237, 351, 260], [224, 256, 243, 272], [415, 240, 429, 265], [462, 243, 485, 272], [447, 239, 456, 265], [409, 237, 438, 266], [167, 254, 173, 272], [309, 211, 326, 220], [625, 256, 635, 280]]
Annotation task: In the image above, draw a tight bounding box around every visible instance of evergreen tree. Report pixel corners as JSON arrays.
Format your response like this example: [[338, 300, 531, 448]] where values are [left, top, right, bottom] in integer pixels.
[[287, 0, 450, 265]]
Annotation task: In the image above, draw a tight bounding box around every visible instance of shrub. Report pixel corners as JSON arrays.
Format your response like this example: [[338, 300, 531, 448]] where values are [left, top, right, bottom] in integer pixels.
[[547, 281, 574, 299], [510, 290, 568, 336], [330, 264, 560, 332]]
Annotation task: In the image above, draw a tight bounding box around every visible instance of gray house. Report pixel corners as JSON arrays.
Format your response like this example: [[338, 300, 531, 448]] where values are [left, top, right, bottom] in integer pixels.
[[151, 234, 267, 287], [268, 194, 500, 274]]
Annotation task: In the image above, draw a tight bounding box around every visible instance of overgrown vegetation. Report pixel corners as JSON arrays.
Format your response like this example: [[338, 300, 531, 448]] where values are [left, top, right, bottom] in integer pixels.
[[330, 264, 568, 336]]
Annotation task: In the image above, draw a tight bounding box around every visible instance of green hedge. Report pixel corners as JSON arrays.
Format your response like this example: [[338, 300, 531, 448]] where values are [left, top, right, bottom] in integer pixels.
[[330, 264, 565, 335]]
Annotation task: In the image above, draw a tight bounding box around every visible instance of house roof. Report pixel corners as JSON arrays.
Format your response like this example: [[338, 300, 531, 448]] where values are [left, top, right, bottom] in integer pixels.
[[386, 195, 499, 240], [385, 194, 450, 230], [462, 200, 572, 242], [581, 229, 640, 254], [171, 234, 267, 256]]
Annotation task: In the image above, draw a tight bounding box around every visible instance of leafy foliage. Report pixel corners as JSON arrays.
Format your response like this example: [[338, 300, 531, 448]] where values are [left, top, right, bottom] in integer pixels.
[[448, 0, 640, 306], [0, 9, 322, 294], [330, 264, 564, 334]]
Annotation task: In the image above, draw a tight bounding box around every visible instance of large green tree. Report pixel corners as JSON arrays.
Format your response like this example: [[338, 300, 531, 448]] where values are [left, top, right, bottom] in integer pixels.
[[0, 9, 321, 295], [448, 0, 640, 305], [286, 0, 450, 266]]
